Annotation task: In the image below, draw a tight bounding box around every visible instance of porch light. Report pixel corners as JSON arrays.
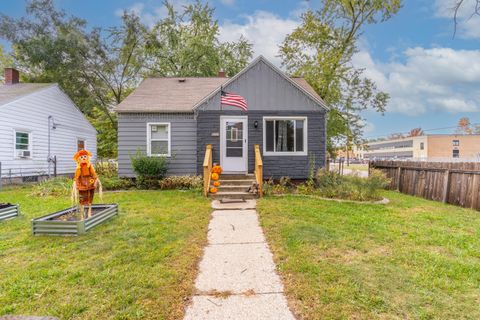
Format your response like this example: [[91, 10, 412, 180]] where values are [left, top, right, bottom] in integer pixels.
[[254, 120, 258, 128]]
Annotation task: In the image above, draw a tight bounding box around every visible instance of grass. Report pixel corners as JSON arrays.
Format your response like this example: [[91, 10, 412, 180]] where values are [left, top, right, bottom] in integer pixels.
[[257, 191, 480, 320], [0, 185, 211, 320], [345, 163, 369, 171], [330, 163, 369, 172]]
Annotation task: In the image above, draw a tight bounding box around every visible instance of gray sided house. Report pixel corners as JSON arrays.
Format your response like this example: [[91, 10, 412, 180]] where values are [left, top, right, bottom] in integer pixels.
[[116, 56, 329, 179]]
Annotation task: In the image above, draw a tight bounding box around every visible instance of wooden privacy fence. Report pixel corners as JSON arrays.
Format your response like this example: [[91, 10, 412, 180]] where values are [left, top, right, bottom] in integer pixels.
[[370, 160, 480, 211]]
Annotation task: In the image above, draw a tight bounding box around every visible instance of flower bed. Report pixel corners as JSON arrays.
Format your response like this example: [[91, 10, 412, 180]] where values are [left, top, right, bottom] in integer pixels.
[[32, 204, 118, 236], [263, 169, 391, 202]]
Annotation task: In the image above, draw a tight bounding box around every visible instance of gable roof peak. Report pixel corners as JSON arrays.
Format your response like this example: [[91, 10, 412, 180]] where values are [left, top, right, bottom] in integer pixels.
[[192, 55, 329, 111]]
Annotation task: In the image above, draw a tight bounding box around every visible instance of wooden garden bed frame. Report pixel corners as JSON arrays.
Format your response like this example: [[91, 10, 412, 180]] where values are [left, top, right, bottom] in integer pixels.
[[32, 204, 118, 236]]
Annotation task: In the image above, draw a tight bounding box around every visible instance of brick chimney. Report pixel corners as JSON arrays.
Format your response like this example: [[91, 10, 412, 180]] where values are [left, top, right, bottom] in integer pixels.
[[4, 68, 19, 85], [217, 70, 226, 77]]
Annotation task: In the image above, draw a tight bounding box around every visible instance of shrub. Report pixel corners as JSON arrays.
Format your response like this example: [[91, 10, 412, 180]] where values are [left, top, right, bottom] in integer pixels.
[[361, 169, 391, 199], [31, 177, 72, 197], [296, 179, 316, 195], [311, 169, 390, 201], [263, 177, 292, 195], [315, 169, 344, 189], [101, 176, 135, 191], [131, 152, 168, 189], [158, 176, 202, 190], [95, 160, 118, 178]]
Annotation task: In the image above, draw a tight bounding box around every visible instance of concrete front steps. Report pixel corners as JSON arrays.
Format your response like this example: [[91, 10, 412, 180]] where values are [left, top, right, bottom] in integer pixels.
[[210, 174, 257, 200]]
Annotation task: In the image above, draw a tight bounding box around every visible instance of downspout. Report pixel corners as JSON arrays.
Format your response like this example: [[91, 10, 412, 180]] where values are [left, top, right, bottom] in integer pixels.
[[48, 116, 52, 177], [47, 116, 57, 177]]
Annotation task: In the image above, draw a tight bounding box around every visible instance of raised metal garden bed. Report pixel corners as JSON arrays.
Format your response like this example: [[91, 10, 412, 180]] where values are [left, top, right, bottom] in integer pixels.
[[0, 203, 19, 221], [32, 204, 118, 236]]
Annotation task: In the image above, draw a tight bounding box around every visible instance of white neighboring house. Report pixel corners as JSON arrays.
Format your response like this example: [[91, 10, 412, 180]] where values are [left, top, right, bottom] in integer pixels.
[[0, 68, 97, 183]]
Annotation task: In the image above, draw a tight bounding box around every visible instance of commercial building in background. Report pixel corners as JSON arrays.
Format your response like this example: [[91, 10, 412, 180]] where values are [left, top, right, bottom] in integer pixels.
[[355, 134, 480, 161]]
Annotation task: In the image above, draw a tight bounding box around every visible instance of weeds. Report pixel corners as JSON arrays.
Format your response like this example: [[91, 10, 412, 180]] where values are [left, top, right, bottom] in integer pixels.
[[263, 169, 390, 201]]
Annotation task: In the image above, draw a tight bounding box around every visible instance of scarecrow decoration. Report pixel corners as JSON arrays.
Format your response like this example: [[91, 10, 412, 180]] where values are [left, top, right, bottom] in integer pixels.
[[71, 150, 102, 219]]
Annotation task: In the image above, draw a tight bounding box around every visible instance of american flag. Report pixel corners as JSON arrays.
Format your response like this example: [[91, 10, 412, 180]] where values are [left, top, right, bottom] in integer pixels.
[[221, 90, 248, 112]]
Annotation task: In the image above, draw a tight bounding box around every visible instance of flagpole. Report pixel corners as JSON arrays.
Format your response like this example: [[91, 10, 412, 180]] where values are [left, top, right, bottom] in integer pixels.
[[220, 85, 223, 111]]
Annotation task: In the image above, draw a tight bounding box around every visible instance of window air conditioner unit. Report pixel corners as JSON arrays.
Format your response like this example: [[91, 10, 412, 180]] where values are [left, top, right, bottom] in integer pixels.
[[19, 150, 31, 158]]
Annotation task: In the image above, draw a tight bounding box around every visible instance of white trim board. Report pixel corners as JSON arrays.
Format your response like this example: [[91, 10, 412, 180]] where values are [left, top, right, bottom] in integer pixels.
[[146, 122, 171, 157], [13, 128, 33, 160], [220, 115, 248, 173], [262, 116, 308, 156]]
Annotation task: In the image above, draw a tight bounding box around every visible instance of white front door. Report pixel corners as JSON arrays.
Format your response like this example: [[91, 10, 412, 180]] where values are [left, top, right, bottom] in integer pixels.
[[220, 116, 248, 173]]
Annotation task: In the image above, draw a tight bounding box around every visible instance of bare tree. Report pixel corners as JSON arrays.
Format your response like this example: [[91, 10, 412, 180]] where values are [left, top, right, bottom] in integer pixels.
[[456, 117, 473, 134], [408, 127, 424, 137], [453, 0, 480, 37]]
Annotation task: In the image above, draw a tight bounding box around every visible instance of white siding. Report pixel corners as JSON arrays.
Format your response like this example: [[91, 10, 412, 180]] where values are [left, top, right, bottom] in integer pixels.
[[0, 85, 97, 178]]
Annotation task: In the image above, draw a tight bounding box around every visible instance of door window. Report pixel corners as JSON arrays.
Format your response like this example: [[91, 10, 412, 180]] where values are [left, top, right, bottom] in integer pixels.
[[226, 121, 243, 157]]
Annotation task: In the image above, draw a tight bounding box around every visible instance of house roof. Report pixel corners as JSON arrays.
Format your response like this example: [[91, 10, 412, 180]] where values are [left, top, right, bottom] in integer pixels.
[[116, 56, 329, 113], [0, 83, 55, 106], [116, 77, 229, 113], [290, 77, 325, 104]]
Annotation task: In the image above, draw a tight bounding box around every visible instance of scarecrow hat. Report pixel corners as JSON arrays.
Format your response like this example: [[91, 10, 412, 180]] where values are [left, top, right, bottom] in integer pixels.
[[73, 149, 92, 161]]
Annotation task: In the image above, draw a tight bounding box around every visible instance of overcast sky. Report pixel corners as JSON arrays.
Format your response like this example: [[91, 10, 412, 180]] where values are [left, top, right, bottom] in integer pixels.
[[1, 0, 479, 138]]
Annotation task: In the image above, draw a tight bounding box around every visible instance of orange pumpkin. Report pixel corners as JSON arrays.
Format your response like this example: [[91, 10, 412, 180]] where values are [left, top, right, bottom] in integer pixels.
[[211, 173, 219, 181], [212, 165, 223, 174], [213, 181, 220, 187], [210, 187, 218, 194]]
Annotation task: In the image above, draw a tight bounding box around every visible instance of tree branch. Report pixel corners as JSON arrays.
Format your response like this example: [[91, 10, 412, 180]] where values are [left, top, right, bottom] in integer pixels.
[[453, 0, 480, 38]]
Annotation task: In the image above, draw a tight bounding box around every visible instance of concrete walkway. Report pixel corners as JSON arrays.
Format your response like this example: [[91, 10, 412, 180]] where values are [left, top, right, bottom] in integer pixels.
[[184, 200, 295, 320]]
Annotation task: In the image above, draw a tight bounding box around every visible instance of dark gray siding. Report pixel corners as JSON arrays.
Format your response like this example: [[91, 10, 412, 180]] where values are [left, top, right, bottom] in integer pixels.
[[199, 60, 322, 112], [197, 110, 326, 179], [118, 113, 197, 177]]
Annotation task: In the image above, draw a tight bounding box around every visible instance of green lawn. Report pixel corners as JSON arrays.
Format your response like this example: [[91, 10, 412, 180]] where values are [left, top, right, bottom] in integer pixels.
[[330, 163, 369, 172], [258, 191, 480, 320], [0, 186, 211, 320]]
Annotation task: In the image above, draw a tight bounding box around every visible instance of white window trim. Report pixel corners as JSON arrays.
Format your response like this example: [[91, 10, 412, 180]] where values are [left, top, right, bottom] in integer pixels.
[[13, 129, 33, 160], [146, 122, 171, 157], [263, 116, 308, 156]]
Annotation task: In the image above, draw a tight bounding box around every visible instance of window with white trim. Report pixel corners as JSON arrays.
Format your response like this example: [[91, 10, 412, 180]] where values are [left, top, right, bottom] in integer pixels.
[[263, 117, 307, 155], [15, 130, 32, 158], [147, 123, 171, 156]]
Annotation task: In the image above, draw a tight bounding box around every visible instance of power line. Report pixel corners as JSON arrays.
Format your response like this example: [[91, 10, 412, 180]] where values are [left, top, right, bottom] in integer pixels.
[[364, 122, 480, 140]]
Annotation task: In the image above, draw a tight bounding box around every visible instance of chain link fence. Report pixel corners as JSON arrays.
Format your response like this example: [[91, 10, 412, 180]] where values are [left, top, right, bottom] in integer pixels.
[[0, 158, 116, 190], [0, 160, 58, 190]]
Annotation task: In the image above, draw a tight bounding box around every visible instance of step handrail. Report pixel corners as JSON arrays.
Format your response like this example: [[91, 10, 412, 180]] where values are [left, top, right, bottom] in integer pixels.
[[203, 144, 213, 196], [254, 144, 263, 197]]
